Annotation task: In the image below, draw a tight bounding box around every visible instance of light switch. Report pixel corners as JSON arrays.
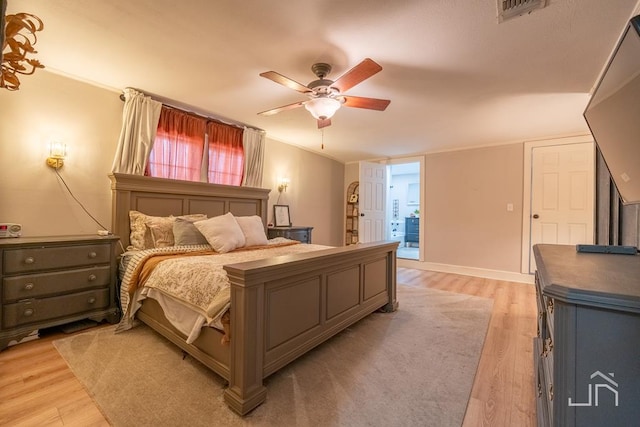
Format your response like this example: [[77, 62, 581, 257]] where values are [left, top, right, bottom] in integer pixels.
[[507, 203, 514, 212]]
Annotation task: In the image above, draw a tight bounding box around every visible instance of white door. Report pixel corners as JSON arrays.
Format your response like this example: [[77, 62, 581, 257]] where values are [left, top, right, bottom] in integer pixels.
[[528, 142, 595, 272], [359, 161, 386, 243]]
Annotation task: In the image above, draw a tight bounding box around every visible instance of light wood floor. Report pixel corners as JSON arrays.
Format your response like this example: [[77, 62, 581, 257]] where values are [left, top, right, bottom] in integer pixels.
[[0, 268, 537, 426]]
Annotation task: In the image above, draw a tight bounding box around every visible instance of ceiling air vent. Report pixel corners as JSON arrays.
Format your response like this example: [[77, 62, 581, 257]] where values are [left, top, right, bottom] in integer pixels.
[[498, 0, 547, 23]]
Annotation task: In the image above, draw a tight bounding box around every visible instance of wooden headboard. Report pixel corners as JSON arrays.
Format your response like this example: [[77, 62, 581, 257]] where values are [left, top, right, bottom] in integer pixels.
[[109, 173, 270, 250]]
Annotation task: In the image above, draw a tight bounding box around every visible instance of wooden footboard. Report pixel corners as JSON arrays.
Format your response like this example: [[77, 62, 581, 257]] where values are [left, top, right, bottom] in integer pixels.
[[223, 241, 398, 415]]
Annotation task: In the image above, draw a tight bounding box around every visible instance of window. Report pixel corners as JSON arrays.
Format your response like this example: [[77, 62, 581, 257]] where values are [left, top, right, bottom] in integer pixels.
[[146, 107, 244, 185], [147, 108, 205, 181], [206, 121, 244, 185]]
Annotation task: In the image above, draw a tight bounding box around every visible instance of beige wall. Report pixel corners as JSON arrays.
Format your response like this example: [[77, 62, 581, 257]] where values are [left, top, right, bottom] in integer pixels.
[[263, 139, 344, 246], [0, 71, 122, 236], [424, 144, 524, 273], [0, 70, 344, 246]]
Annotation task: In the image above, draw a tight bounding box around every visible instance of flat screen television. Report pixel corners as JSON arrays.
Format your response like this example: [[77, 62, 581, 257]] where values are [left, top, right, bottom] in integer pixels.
[[584, 15, 640, 205]]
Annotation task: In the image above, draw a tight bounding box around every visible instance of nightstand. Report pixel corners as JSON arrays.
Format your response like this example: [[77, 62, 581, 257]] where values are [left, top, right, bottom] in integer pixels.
[[267, 226, 313, 244], [0, 235, 120, 350]]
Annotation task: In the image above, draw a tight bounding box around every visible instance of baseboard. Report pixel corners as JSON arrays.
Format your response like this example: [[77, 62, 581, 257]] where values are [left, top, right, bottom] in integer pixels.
[[397, 259, 535, 284]]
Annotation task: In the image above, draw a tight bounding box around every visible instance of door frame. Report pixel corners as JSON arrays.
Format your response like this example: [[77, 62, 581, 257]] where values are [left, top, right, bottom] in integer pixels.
[[520, 134, 595, 274]]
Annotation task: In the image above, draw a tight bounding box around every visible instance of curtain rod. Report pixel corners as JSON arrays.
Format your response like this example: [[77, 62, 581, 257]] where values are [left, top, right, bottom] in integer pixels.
[[118, 91, 265, 133]]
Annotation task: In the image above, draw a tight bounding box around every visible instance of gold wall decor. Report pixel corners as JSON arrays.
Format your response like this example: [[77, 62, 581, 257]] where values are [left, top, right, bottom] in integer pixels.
[[1, 12, 44, 91]]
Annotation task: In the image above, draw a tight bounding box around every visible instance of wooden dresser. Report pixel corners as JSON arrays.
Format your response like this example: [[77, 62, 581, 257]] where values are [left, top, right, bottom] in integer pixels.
[[0, 235, 120, 350], [267, 226, 313, 244], [533, 244, 640, 427]]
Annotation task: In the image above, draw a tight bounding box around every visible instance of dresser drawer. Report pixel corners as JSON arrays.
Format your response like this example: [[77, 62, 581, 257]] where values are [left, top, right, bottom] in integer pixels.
[[3, 288, 110, 328], [3, 266, 111, 302], [3, 244, 111, 274]]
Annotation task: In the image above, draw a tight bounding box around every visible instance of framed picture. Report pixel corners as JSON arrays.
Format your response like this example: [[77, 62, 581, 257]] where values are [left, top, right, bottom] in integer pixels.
[[349, 194, 359, 203], [274, 204, 291, 227]]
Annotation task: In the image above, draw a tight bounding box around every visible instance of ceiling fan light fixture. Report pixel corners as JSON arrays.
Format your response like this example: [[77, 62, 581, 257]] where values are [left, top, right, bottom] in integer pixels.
[[305, 97, 341, 120]]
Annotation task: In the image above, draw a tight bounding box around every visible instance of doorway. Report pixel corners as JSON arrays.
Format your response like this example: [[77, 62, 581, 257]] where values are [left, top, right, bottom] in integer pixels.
[[386, 160, 421, 260]]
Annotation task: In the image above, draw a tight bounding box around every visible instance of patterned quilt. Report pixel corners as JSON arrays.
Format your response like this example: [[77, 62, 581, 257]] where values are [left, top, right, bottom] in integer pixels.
[[116, 239, 330, 342]]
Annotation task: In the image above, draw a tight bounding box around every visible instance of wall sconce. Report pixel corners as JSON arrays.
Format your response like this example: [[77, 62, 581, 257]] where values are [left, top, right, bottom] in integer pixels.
[[278, 178, 290, 193], [46, 142, 66, 169]]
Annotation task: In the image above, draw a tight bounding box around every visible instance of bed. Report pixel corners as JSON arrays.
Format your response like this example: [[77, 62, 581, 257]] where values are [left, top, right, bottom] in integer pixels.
[[109, 173, 398, 415]]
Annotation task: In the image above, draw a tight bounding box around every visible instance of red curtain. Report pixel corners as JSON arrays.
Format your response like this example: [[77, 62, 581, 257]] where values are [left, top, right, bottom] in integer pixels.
[[147, 108, 206, 181], [206, 121, 244, 185]]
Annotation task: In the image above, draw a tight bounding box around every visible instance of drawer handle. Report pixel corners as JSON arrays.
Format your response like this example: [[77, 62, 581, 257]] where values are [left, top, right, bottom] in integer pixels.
[[88, 297, 96, 304], [537, 378, 542, 398], [88, 251, 97, 259], [24, 256, 35, 264], [88, 274, 97, 281], [549, 384, 554, 401], [23, 308, 34, 317], [24, 283, 34, 291]]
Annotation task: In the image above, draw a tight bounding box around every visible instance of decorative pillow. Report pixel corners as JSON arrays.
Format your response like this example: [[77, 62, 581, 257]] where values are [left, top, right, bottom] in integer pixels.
[[173, 217, 208, 246], [194, 212, 245, 253], [129, 211, 207, 250], [146, 214, 207, 248], [129, 210, 160, 250], [144, 216, 176, 248], [236, 215, 268, 247]]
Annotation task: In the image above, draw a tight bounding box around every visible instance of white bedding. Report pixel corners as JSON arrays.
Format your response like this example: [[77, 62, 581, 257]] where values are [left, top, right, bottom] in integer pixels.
[[117, 239, 330, 343]]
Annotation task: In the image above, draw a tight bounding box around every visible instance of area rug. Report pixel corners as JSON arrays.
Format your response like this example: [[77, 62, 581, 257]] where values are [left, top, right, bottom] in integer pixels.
[[53, 286, 492, 427]]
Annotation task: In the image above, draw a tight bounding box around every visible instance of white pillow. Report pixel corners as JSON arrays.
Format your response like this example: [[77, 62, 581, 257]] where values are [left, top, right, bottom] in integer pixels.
[[236, 215, 268, 247], [194, 212, 245, 253]]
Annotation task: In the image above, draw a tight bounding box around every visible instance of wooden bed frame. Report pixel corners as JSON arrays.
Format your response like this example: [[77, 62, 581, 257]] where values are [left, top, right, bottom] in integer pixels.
[[110, 173, 398, 415]]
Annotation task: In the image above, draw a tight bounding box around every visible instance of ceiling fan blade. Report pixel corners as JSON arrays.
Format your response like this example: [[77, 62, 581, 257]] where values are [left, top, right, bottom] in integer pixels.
[[317, 118, 332, 129], [342, 96, 390, 111], [260, 71, 311, 93], [331, 58, 383, 93], [258, 101, 305, 116]]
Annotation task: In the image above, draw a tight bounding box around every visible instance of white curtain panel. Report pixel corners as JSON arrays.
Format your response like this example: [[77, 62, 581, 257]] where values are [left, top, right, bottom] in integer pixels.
[[111, 88, 162, 174], [200, 132, 210, 182], [241, 127, 265, 187]]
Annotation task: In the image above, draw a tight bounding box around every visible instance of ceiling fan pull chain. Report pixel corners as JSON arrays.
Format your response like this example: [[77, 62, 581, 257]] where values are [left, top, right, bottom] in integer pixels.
[[321, 128, 324, 150]]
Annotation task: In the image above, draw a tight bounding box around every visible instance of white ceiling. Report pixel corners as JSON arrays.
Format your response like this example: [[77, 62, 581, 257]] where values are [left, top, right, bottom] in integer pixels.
[[7, 0, 639, 163]]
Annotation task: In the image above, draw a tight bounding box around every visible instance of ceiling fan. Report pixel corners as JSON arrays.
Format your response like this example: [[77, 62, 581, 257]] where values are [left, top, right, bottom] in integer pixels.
[[258, 58, 390, 129]]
